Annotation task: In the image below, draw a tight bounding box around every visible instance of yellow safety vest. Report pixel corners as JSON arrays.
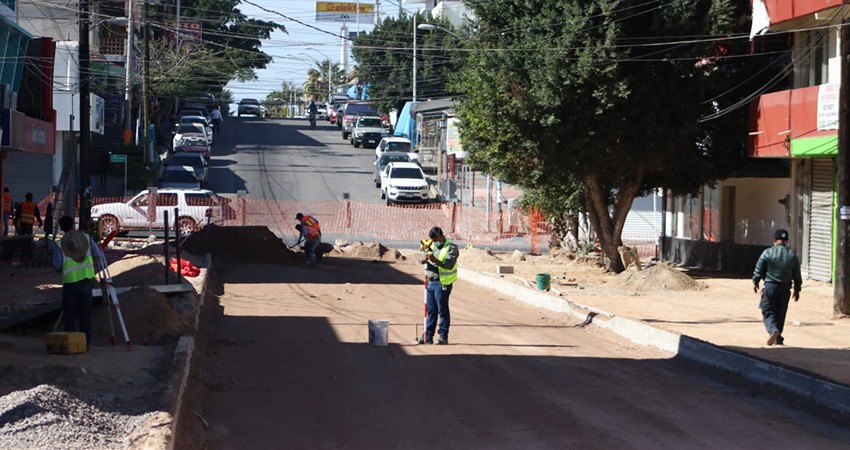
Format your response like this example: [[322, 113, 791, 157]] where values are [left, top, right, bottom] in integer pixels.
[[63, 245, 95, 284], [436, 240, 458, 285]]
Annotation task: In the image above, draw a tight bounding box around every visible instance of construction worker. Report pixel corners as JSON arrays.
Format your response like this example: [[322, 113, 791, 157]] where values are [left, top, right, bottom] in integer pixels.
[[295, 223, 321, 264], [418, 226, 459, 345], [295, 212, 321, 235], [17, 193, 42, 236], [752, 229, 803, 346], [52, 215, 104, 347], [2, 187, 11, 237]]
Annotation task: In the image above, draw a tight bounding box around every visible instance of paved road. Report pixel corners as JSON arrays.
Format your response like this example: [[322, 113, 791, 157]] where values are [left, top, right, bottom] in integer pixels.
[[185, 259, 850, 449], [207, 117, 383, 204]]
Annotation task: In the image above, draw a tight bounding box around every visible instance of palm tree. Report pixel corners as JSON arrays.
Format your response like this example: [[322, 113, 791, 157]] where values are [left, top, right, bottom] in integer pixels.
[[304, 60, 346, 101]]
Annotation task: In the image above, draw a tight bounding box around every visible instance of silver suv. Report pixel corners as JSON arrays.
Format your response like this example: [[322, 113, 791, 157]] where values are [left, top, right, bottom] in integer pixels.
[[351, 115, 387, 148]]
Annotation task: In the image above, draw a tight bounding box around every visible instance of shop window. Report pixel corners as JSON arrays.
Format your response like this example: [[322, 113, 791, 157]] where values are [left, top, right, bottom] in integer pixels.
[[794, 29, 834, 88]]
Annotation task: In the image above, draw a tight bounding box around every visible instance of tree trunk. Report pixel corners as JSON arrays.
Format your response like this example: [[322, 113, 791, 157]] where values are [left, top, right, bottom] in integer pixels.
[[585, 174, 643, 273]]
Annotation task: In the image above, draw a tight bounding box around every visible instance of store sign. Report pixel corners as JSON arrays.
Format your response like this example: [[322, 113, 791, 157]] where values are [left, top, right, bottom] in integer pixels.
[[817, 83, 839, 131], [0, 109, 55, 154], [315, 1, 375, 22]]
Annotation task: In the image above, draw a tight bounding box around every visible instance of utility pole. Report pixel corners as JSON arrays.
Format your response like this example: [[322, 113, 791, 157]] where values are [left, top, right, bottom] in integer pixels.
[[143, 0, 151, 182], [412, 13, 417, 102], [835, 19, 850, 317], [123, 0, 135, 144], [79, 0, 91, 231]]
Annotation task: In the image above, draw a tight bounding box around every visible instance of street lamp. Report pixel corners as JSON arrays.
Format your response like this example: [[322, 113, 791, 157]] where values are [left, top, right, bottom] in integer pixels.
[[417, 23, 460, 38]]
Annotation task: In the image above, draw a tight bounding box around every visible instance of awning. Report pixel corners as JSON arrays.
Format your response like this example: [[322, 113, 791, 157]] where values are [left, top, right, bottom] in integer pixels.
[[393, 101, 415, 141], [409, 98, 454, 117]]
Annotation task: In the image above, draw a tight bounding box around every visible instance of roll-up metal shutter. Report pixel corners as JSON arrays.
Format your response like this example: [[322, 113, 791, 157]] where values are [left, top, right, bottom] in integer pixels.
[[808, 158, 834, 282], [2, 151, 53, 205]]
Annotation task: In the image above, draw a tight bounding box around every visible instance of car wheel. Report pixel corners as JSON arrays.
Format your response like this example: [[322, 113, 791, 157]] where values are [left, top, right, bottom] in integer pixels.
[[386, 197, 392, 206], [342, 132, 349, 140], [375, 180, 381, 188], [380, 190, 385, 200], [353, 140, 360, 148], [99, 214, 120, 236], [177, 216, 198, 236]]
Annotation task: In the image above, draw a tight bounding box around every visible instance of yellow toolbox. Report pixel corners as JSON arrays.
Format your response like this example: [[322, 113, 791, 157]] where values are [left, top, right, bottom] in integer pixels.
[[45, 332, 87, 354]]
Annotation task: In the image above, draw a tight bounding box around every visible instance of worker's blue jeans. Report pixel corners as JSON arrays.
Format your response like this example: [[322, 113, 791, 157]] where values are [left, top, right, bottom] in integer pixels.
[[63, 278, 93, 346], [305, 237, 320, 263], [425, 281, 452, 340], [1, 212, 8, 237], [760, 282, 791, 336]]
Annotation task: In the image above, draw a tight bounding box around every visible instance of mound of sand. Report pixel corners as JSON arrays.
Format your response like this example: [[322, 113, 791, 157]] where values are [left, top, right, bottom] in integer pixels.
[[336, 241, 405, 261], [92, 286, 189, 345], [612, 263, 704, 292], [182, 225, 298, 264], [460, 247, 501, 263]]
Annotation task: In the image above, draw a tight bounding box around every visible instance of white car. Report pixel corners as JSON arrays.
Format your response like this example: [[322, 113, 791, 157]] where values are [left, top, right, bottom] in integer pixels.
[[173, 122, 212, 149], [375, 137, 419, 164], [91, 188, 223, 236], [380, 162, 430, 205], [178, 115, 214, 144]]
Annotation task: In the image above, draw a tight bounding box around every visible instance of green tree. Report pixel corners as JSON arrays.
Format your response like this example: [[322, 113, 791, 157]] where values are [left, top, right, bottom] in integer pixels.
[[453, 0, 758, 272], [352, 13, 463, 113], [304, 60, 345, 100]]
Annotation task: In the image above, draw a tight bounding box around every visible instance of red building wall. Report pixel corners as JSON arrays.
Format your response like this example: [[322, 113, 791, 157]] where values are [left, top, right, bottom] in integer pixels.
[[764, 0, 844, 25]]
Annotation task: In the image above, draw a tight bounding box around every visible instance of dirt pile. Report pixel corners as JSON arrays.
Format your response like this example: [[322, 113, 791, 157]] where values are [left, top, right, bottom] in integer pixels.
[[182, 225, 298, 264], [92, 286, 190, 345], [335, 241, 406, 261], [460, 247, 502, 263], [612, 263, 704, 292]]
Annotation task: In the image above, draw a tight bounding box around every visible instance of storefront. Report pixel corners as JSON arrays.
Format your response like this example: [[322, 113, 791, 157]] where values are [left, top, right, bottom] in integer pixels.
[[1, 109, 56, 204]]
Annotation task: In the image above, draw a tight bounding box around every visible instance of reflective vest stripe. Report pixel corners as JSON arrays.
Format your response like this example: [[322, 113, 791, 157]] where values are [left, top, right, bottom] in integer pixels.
[[437, 240, 458, 285], [19, 202, 36, 225], [2, 193, 10, 213], [304, 226, 319, 240], [63, 247, 96, 284]]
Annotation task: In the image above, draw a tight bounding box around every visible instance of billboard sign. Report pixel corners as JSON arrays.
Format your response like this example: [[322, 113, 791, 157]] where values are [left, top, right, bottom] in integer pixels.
[[316, 2, 375, 23]]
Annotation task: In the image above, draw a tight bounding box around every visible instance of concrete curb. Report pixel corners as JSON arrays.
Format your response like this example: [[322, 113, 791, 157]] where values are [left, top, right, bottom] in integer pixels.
[[459, 267, 850, 414], [146, 253, 212, 450]]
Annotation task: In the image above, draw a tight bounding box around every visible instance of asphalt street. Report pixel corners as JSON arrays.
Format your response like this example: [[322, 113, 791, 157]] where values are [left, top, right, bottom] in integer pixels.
[[207, 116, 384, 204]]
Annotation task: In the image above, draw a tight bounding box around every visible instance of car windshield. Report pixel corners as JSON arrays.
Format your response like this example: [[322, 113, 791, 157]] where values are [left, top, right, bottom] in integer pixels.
[[380, 154, 410, 165], [386, 142, 411, 152], [345, 104, 377, 115], [240, 99, 259, 105], [178, 137, 206, 147], [171, 157, 203, 169], [390, 168, 424, 179], [358, 118, 382, 127], [162, 171, 197, 183], [177, 124, 204, 134]]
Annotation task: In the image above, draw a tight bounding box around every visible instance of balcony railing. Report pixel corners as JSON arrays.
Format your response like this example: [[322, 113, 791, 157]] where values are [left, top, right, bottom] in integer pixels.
[[99, 38, 125, 57]]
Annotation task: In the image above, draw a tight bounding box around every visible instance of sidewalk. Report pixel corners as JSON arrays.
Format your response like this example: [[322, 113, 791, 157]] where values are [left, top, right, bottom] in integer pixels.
[[460, 267, 850, 410]]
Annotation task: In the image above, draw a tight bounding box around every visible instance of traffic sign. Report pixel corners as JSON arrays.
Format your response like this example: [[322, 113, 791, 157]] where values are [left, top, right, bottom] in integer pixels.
[[110, 153, 127, 163]]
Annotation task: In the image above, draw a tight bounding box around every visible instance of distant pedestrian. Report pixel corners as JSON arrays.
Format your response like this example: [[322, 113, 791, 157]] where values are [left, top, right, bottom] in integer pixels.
[[99, 152, 111, 188], [17, 193, 42, 236], [211, 105, 223, 135], [52, 215, 104, 347], [2, 187, 11, 237], [294, 223, 321, 264], [417, 226, 459, 345], [753, 229, 803, 346], [43, 203, 54, 238]]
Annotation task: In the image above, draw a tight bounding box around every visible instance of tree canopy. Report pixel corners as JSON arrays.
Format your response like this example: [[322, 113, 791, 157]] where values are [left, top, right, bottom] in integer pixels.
[[352, 13, 463, 113], [452, 0, 767, 272]]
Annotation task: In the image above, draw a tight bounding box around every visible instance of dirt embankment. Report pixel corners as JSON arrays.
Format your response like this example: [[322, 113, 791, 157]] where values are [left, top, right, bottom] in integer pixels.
[[331, 241, 406, 261], [612, 263, 705, 292], [91, 286, 192, 346], [182, 225, 299, 264]]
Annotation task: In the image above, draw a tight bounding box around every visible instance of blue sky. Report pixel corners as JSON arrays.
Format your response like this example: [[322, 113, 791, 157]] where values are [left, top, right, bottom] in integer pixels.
[[226, 0, 418, 102]]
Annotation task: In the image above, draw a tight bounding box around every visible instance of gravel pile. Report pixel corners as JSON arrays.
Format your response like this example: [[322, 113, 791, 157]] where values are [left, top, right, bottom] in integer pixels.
[[0, 385, 156, 449]]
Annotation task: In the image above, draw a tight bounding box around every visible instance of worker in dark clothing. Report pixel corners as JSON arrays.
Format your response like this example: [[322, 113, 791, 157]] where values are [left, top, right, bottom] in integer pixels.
[[17, 193, 42, 236], [752, 229, 802, 346], [417, 226, 459, 345]]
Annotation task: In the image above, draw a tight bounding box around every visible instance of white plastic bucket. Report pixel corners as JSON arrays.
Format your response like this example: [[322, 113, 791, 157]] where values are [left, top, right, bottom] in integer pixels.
[[368, 320, 389, 346]]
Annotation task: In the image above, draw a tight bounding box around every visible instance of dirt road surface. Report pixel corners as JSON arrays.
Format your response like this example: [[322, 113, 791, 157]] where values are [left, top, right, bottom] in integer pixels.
[[187, 257, 850, 449]]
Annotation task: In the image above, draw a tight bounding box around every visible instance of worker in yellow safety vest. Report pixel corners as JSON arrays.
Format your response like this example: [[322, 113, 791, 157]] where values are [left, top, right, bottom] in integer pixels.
[[418, 226, 459, 345], [2, 187, 11, 237], [52, 215, 104, 346], [16, 192, 42, 236]]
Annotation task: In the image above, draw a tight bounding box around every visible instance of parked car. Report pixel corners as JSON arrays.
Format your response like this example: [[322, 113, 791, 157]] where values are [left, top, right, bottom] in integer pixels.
[[351, 115, 387, 148], [373, 152, 411, 187], [374, 137, 418, 162], [316, 103, 328, 119], [178, 108, 209, 121], [238, 98, 265, 117], [329, 104, 342, 124], [158, 165, 201, 190], [173, 136, 211, 160], [172, 122, 211, 149], [340, 102, 378, 139], [380, 162, 430, 205], [176, 115, 213, 145], [91, 188, 223, 236], [164, 152, 208, 185]]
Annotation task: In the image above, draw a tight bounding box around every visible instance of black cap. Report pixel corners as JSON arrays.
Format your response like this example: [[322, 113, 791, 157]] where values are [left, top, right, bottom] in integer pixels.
[[774, 229, 789, 241], [295, 213, 303, 220], [428, 226, 444, 240]]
